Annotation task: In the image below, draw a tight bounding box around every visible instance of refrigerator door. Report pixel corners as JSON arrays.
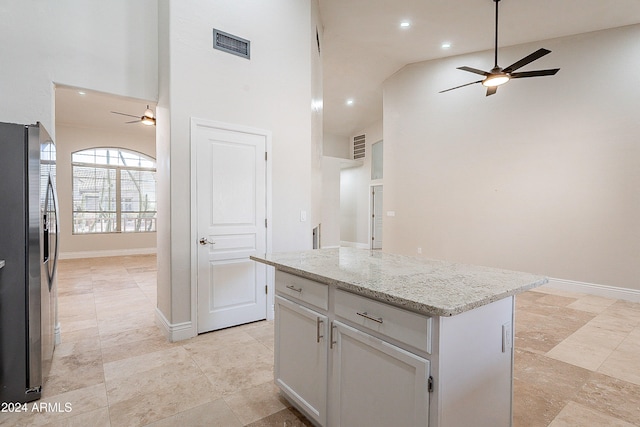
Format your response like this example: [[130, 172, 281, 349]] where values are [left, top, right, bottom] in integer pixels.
[[26, 124, 43, 393]]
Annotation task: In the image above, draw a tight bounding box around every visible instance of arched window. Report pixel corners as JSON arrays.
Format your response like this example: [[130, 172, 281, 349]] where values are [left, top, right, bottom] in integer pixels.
[[72, 148, 156, 234]]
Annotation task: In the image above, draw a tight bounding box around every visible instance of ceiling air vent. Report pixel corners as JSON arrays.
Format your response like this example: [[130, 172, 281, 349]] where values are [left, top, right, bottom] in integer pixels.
[[353, 134, 366, 160], [213, 29, 250, 59]]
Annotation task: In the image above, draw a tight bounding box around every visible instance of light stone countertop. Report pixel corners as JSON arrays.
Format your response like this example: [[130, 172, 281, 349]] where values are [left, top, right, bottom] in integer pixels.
[[251, 247, 548, 317]]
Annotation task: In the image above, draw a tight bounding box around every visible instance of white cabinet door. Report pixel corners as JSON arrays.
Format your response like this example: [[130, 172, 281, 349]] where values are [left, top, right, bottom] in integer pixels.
[[275, 295, 328, 425], [330, 321, 430, 427]]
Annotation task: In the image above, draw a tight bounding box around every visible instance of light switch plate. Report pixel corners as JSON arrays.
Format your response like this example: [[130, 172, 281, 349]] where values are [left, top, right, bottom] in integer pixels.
[[300, 210, 307, 222]]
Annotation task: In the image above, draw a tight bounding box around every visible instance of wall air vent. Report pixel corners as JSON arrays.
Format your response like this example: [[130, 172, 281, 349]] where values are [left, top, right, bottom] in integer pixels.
[[353, 134, 366, 160], [213, 29, 250, 59]]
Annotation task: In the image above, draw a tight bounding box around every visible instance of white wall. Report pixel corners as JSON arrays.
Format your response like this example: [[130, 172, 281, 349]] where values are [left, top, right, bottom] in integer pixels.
[[383, 25, 640, 291], [55, 124, 157, 257], [340, 120, 383, 247], [321, 157, 342, 247], [0, 1, 158, 137], [324, 132, 350, 158], [157, 0, 320, 327]]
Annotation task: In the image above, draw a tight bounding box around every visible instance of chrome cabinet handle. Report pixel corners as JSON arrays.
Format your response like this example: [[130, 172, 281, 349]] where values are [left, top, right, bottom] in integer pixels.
[[330, 322, 337, 349], [316, 318, 324, 343], [356, 311, 383, 324], [286, 284, 303, 293], [199, 238, 215, 246]]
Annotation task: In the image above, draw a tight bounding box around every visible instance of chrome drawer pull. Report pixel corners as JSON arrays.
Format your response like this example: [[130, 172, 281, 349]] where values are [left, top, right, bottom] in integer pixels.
[[286, 284, 303, 293], [316, 318, 324, 343], [356, 311, 383, 324], [330, 322, 337, 349]]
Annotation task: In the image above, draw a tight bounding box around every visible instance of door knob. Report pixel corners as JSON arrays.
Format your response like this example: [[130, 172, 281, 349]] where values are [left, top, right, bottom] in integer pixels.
[[199, 237, 214, 246]]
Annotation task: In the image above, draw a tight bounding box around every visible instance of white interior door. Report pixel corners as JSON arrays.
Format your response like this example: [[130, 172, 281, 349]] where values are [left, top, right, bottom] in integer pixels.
[[371, 185, 383, 250], [195, 123, 268, 333]]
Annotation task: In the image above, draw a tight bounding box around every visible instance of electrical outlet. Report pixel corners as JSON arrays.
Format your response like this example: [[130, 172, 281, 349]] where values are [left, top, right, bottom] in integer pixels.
[[502, 321, 512, 352], [300, 210, 307, 222], [417, 247, 422, 254]]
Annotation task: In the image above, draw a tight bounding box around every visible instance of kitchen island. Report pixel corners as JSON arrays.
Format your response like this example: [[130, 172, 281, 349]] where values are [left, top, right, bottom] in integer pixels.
[[251, 248, 547, 427]]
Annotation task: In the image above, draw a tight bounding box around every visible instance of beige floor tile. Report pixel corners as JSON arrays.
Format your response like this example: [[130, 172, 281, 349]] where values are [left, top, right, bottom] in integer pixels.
[[567, 294, 617, 314], [546, 324, 628, 371], [245, 407, 314, 427], [100, 334, 179, 364], [188, 339, 275, 396], [104, 348, 218, 426], [548, 401, 636, 427], [513, 349, 592, 427], [1, 384, 109, 427], [44, 338, 104, 397], [515, 306, 594, 354], [144, 399, 243, 427], [598, 327, 640, 386], [96, 310, 156, 336], [41, 407, 111, 427], [224, 381, 289, 425], [573, 372, 640, 426]]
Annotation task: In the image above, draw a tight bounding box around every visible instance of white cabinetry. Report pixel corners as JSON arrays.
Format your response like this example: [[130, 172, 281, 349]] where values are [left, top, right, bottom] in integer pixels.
[[329, 321, 430, 427], [274, 277, 329, 426], [273, 270, 515, 427]]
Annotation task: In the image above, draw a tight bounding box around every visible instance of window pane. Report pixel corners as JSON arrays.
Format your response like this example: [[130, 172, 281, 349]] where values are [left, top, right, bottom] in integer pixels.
[[72, 147, 156, 234], [371, 140, 383, 180], [72, 166, 116, 234], [121, 168, 157, 233], [73, 212, 118, 234], [121, 213, 156, 232]]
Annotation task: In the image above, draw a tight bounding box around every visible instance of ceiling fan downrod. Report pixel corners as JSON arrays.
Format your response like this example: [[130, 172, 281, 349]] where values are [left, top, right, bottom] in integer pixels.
[[493, 0, 500, 69]]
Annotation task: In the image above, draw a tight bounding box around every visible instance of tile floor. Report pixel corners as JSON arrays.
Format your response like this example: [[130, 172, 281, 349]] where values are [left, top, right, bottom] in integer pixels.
[[1, 255, 639, 426]]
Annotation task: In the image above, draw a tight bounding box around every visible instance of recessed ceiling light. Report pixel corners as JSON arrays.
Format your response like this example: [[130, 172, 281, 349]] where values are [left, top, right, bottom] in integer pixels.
[[78, 91, 86, 95], [400, 21, 410, 28], [346, 98, 354, 106], [441, 42, 452, 49]]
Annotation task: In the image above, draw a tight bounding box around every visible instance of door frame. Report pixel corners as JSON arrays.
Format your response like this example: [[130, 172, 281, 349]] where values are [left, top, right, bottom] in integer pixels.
[[190, 118, 273, 336]]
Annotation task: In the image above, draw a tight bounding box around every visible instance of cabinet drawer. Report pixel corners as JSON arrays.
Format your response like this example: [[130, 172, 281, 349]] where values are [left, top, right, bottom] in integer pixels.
[[334, 289, 432, 354], [276, 271, 329, 311]]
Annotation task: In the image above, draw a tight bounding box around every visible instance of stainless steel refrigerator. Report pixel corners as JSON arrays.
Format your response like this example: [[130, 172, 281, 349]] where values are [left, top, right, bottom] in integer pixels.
[[0, 122, 59, 403]]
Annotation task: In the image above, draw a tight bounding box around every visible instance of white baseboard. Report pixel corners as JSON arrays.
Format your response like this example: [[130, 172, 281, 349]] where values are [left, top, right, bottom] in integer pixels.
[[60, 247, 157, 260], [155, 308, 196, 342], [340, 241, 369, 249], [544, 277, 640, 303]]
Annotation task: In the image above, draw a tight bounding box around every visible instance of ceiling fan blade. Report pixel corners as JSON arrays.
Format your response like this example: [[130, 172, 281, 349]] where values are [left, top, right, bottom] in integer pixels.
[[510, 68, 560, 79], [125, 120, 141, 124], [486, 86, 498, 96], [111, 111, 140, 119], [502, 48, 551, 73], [439, 80, 483, 93], [457, 66, 490, 76]]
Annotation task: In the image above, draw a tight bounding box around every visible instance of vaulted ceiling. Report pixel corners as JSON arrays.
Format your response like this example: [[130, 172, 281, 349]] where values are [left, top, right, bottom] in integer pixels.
[[319, 0, 640, 138]]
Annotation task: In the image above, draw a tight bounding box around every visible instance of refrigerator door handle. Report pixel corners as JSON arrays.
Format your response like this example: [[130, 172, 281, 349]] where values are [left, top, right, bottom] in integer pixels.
[[50, 176, 60, 284]]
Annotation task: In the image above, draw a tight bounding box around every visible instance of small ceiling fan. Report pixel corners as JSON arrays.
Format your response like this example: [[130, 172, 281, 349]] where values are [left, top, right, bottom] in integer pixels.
[[440, 0, 559, 96], [110, 105, 156, 126]]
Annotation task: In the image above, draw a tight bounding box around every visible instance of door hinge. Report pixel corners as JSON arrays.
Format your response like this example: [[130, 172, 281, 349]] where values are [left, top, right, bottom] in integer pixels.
[[265, 218, 267, 228], [265, 152, 268, 161], [428, 376, 434, 393], [265, 285, 268, 294]]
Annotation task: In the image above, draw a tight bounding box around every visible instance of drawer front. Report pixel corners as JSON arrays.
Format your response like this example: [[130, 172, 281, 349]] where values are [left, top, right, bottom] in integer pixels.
[[276, 271, 329, 311], [334, 289, 431, 353]]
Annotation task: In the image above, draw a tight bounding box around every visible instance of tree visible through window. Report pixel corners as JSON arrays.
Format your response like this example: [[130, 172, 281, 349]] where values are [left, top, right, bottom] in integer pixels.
[[72, 148, 156, 234]]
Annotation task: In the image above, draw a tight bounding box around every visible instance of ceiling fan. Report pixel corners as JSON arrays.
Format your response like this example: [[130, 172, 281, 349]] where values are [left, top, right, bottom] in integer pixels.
[[110, 105, 156, 126], [440, 0, 560, 96]]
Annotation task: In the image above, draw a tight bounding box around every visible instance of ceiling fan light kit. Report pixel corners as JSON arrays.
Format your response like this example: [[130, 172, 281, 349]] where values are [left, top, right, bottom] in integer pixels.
[[111, 104, 156, 126], [440, 0, 560, 96]]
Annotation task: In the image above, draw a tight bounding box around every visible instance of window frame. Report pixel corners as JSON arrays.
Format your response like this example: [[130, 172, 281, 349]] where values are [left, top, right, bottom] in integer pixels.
[[71, 147, 157, 235]]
